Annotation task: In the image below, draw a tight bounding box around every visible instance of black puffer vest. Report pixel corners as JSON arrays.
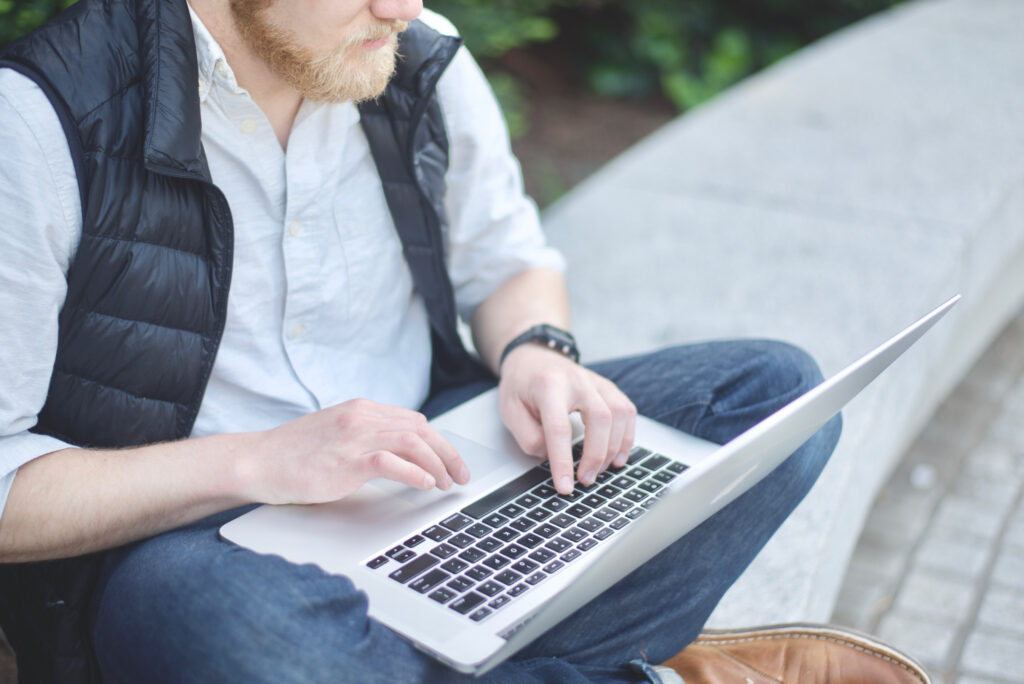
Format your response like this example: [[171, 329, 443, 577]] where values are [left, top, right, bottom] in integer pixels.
[[0, 1, 490, 681]]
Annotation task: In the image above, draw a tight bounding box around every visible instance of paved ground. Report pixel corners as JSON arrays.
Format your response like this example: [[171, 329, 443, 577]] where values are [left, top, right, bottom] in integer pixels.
[[831, 307, 1024, 684]]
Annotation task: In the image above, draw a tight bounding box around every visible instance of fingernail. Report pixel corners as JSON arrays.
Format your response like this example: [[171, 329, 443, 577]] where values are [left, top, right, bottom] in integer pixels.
[[443, 473, 453, 489], [459, 464, 471, 483], [558, 476, 573, 494], [613, 453, 628, 467], [423, 473, 436, 489], [582, 470, 597, 485]]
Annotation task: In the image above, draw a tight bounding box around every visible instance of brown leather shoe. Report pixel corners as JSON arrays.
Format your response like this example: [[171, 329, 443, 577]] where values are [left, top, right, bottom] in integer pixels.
[[660, 623, 930, 683]]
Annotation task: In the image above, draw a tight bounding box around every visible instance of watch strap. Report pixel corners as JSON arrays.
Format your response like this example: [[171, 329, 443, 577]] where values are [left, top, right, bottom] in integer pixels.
[[499, 324, 580, 367]]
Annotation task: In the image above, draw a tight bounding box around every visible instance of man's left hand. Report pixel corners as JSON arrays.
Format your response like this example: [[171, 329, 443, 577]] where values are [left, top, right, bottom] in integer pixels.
[[498, 345, 636, 495]]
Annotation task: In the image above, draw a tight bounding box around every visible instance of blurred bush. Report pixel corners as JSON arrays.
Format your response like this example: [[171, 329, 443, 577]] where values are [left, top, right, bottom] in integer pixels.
[[0, 0, 73, 46], [430, 0, 900, 109]]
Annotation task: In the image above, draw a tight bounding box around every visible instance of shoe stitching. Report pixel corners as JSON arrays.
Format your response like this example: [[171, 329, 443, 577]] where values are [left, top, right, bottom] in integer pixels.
[[708, 645, 781, 683], [693, 633, 928, 684]]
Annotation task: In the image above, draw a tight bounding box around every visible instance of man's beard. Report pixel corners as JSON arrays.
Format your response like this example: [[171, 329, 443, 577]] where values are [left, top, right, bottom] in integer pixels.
[[229, 0, 406, 103]]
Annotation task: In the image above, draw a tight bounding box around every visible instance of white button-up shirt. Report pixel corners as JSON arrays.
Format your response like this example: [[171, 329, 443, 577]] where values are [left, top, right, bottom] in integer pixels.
[[0, 9, 564, 517]]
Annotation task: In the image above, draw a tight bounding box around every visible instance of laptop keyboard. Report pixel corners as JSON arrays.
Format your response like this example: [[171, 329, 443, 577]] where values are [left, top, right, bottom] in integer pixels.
[[364, 445, 688, 623]]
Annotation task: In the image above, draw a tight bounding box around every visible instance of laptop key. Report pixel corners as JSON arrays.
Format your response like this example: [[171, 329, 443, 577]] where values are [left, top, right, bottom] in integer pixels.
[[465, 566, 492, 582], [410, 569, 450, 594], [627, 446, 652, 464], [448, 533, 475, 548], [469, 607, 491, 622], [560, 528, 586, 543], [641, 454, 670, 471], [450, 592, 485, 614], [543, 560, 564, 574], [508, 583, 529, 597], [366, 555, 389, 569], [566, 504, 591, 518], [529, 548, 555, 563], [388, 554, 439, 584], [624, 490, 647, 503], [483, 555, 510, 571], [482, 513, 509, 528], [581, 494, 607, 508], [545, 538, 572, 553], [478, 580, 504, 596], [519, 533, 544, 548], [594, 508, 618, 522], [430, 543, 457, 559], [611, 476, 635, 489], [578, 539, 598, 552], [447, 576, 475, 593], [386, 545, 407, 559], [515, 493, 541, 508], [596, 485, 621, 499], [493, 527, 520, 543], [429, 587, 457, 604], [532, 484, 557, 499], [535, 523, 559, 538], [512, 559, 538, 574], [441, 513, 473, 532], [391, 549, 415, 563], [551, 514, 576, 528], [441, 559, 469, 574], [560, 549, 581, 563], [626, 508, 645, 519], [595, 471, 613, 483], [498, 504, 524, 518], [526, 508, 552, 522], [404, 534, 426, 548], [500, 544, 528, 560], [542, 498, 568, 512], [458, 547, 485, 563], [476, 537, 502, 553], [488, 595, 512, 610], [639, 480, 663, 494], [654, 471, 676, 484], [668, 462, 688, 474], [578, 517, 603, 532], [608, 498, 632, 513], [610, 517, 630, 529], [510, 517, 536, 532], [594, 528, 614, 540], [626, 467, 649, 480], [525, 572, 547, 585], [422, 525, 451, 542], [495, 570, 522, 586], [466, 523, 492, 539], [641, 499, 657, 509]]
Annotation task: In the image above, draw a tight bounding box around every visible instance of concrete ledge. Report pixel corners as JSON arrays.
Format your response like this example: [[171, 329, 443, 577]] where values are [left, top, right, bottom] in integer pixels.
[[542, 0, 1024, 623]]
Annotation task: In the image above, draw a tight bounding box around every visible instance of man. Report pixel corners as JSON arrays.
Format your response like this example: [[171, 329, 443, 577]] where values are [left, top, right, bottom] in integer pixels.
[[0, 0, 927, 681]]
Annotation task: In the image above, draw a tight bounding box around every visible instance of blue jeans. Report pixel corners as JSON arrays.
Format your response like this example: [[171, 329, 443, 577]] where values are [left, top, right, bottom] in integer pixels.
[[91, 341, 841, 683]]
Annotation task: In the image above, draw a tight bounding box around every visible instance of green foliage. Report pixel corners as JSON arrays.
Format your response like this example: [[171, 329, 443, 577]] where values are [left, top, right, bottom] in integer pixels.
[[4, 0, 901, 113], [0, 0, 74, 47]]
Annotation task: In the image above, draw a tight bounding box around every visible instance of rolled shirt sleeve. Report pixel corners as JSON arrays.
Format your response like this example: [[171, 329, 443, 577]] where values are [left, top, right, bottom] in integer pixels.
[[0, 68, 81, 519], [428, 14, 566, 323]]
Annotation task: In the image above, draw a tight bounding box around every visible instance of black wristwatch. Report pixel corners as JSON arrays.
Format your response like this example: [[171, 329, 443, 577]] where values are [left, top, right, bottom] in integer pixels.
[[499, 324, 580, 367]]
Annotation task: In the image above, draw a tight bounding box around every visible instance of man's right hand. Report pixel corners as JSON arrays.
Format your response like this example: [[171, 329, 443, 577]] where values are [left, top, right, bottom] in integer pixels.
[[250, 399, 471, 505], [0, 399, 469, 562]]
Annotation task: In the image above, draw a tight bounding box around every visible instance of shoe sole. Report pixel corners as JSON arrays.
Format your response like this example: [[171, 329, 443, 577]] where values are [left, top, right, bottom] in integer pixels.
[[694, 622, 931, 684]]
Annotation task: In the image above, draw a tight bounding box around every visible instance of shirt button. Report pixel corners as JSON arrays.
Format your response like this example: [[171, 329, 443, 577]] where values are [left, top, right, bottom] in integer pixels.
[[288, 220, 303, 237], [215, 61, 229, 77], [288, 323, 307, 340], [240, 119, 258, 134]]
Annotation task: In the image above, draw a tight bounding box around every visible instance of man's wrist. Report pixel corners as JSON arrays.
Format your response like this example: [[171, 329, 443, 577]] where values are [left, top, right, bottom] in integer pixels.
[[498, 324, 580, 370]]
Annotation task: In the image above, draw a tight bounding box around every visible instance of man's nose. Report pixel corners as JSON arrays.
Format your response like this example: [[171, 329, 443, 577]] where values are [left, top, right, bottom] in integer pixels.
[[369, 0, 422, 23]]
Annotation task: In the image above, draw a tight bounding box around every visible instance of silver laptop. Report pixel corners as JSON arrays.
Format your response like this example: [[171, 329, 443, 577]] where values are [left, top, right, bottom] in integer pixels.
[[220, 295, 959, 675]]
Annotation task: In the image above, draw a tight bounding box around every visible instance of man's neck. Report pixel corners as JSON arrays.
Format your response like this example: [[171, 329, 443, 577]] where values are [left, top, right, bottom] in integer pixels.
[[187, 0, 302, 149]]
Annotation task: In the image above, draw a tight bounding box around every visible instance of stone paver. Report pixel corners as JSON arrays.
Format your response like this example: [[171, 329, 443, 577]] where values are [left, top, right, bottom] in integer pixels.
[[833, 308, 1024, 682]]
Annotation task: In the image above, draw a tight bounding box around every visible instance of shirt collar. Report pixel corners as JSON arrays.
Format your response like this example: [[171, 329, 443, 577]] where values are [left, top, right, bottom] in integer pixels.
[[187, 3, 244, 103]]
